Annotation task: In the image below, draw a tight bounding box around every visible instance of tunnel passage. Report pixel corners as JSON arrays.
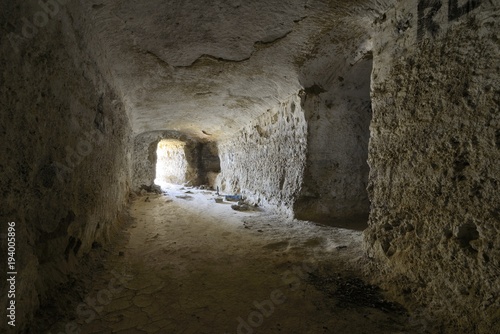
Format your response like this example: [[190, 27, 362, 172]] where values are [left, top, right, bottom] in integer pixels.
[[294, 51, 373, 230], [3, 0, 498, 332], [132, 131, 220, 191]]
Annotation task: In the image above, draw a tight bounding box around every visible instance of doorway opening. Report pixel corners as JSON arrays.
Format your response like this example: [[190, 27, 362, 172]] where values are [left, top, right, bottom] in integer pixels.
[[154, 139, 188, 186], [294, 52, 373, 231]]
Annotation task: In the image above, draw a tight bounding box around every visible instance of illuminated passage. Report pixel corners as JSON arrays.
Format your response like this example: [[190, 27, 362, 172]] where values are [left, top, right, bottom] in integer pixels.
[[155, 139, 188, 186]]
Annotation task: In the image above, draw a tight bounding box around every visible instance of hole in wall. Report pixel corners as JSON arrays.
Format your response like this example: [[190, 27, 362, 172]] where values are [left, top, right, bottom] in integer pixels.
[[455, 222, 479, 253], [64, 236, 76, 261]]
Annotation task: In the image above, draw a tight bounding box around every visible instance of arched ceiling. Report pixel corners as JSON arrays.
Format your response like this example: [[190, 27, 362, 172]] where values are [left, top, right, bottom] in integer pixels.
[[84, 0, 390, 140]]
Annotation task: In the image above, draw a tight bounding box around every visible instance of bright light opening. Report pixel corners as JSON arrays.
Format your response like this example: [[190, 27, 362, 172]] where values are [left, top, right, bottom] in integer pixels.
[[154, 139, 188, 187]]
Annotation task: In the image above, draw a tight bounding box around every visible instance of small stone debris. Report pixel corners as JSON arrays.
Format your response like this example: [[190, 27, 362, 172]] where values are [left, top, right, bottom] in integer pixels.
[[215, 198, 224, 203], [176, 195, 193, 200], [145, 197, 150, 202], [139, 184, 162, 194], [185, 191, 194, 194], [231, 203, 251, 211], [225, 194, 242, 202]]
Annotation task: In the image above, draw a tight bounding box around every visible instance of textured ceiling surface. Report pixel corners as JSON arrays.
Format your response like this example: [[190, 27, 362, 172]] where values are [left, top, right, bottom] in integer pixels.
[[84, 0, 389, 139]]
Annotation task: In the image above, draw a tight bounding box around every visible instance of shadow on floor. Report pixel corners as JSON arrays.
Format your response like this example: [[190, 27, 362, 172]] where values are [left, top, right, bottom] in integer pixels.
[[311, 214, 369, 231]]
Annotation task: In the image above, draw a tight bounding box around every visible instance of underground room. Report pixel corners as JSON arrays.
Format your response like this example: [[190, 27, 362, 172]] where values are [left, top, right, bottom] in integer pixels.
[[1, 0, 499, 333]]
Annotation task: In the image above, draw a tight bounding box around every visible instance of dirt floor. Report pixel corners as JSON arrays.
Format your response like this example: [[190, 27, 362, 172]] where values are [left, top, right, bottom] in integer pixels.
[[44, 185, 430, 334]]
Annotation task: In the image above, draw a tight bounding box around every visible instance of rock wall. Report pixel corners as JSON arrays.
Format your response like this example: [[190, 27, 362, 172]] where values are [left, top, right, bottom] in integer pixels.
[[216, 95, 307, 213], [364, 1, 500, 332], [132, 132, 165, 191], [0, 2, 133, 331], [201, 142, 221, 187]]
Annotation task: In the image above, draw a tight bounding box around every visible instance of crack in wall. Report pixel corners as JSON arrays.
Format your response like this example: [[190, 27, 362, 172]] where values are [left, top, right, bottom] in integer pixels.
[[176, 29, 293, 68]]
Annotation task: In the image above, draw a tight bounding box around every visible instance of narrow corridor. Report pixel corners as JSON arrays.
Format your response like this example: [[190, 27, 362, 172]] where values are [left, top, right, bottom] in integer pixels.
[[46, 186, 426, 334]]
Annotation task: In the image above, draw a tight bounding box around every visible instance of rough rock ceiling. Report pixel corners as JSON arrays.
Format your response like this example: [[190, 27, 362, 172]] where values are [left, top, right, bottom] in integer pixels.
[[85, 0, 388, 140]]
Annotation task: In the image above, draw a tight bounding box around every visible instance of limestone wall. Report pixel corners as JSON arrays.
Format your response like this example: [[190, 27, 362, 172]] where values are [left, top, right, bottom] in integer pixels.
[[294, 42, 373, 226], [0, 2, 132, 331], [201, 142, 221, 187], [216, 95, 307, 214], [364, 1, 500, 331]]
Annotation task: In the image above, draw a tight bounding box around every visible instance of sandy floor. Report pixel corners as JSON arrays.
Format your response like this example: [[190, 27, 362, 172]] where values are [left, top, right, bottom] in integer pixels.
[[46, 185, 428, 334]]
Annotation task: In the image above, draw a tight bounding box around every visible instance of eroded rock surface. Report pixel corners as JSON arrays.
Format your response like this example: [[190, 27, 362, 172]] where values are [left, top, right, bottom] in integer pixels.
[[1, 0, 498, 332], [0, 2, 132, 330], [364, 2, 500, 332], [216, 95, 307, 215]]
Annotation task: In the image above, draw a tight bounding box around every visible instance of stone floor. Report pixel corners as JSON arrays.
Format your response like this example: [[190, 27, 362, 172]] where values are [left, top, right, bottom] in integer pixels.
[[46, 186, 429, 334]]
